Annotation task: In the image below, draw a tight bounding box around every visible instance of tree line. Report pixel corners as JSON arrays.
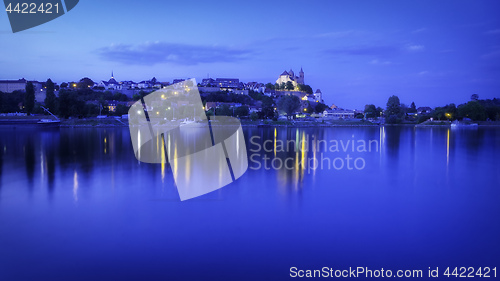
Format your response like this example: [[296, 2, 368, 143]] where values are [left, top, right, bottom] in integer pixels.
[[0, 78, 131, 118], [366, 94, 500, 124]]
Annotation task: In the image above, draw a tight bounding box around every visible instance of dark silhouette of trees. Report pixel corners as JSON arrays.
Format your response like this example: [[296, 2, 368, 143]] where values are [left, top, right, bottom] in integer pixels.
[[44, 79, 58, 114], [385, 95, 403, 123], [409, 102, 417, 113], [457, 101, 486, 121], [24, 81, 35, 115], [78, 77, 94, 89], [278, 95, 300, 119]]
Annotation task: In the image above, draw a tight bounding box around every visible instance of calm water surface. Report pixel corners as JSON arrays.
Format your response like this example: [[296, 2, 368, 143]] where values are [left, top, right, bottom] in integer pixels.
[[0, 126, 499, 280]]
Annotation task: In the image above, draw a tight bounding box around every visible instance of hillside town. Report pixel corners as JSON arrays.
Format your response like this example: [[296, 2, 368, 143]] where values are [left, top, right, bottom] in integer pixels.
[[0, 68, 331, 118], [1, 68, 499, 124]]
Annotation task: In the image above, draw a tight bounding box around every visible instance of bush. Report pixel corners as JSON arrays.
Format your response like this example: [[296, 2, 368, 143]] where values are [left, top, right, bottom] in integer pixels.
[[386, 115, 401, 124]]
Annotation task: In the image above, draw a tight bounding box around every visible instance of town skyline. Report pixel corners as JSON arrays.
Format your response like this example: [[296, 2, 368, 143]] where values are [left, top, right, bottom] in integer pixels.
[[1, 0, 499, 109]]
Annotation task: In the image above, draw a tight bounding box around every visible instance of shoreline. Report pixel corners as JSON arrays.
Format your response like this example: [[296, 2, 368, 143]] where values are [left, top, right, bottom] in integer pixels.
[[2, 117, 500, 128]]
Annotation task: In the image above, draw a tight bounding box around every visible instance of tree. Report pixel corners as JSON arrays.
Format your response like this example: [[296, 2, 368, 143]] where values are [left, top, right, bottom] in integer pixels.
[[265, 83, 274, 90], [433, 104, 457, 120], [298, 84, 313, 95], [44, 79, 58, 114], [78, 77, 94, 89], [60, 82, 68, 88], [249, 90, 263, 101], [304, 102, 314, 114], [478, 98, 500, 121], [259, 96, 275, 119], [113, 104, 129, 116], [24, 81, 35, 115], [409, 102, 417, 113], [457, 101, 487, 121], [216, 104, 232, 116], [285, 81, 294, 91], [250, 111, 259, 121], [234, 106, 249, 117], [386, 95, 403, 123], [364, 104, 378, 118], [314, 102, 329, 113], [278, 95, 300, 119], [471, 94, 479, 101], [1, 90, 24, 113], [58, 90, 85, 118]]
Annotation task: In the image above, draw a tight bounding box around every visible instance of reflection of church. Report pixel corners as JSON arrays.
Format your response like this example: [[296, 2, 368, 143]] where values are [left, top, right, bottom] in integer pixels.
[[276, 68, 304, 87]]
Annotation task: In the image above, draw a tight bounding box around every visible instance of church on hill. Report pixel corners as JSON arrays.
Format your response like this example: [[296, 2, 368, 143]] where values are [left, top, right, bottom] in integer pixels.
[[276, 68, 304, 87]]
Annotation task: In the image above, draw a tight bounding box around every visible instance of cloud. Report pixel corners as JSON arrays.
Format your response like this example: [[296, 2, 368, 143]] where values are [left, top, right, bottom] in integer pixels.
[[326, 43, 425, 58], [406, 44, 425, 52], [485, 29, 500, 35], [481, 50, 500, 60], [97, 41, 252, 65], [412, 28, 427, 33], [369, 59, 392, 65], [313, 30, 358, 38], [326, 45, 399, 58]]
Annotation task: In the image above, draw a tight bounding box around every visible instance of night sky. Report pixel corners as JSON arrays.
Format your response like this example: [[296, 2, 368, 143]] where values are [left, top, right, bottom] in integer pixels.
[[1, 0, 499, 109]]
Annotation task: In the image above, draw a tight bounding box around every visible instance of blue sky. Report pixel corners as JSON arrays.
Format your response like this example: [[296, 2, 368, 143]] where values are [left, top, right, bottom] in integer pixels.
[[1, 0, 499, 109]]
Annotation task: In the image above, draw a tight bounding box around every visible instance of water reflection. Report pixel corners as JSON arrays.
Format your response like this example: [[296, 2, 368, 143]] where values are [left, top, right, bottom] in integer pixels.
[[0, 126, 498, 199], [73, 170, 78, 202], [24, 137, 35, 189], [0, 138, 3, 190], [0, 126, 499, 281], [384, 126, 402, 160]]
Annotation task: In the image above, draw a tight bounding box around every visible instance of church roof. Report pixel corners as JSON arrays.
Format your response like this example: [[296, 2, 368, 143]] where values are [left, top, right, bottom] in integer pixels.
[[280, 70, 289, 76], [315, 89, 322, 93]]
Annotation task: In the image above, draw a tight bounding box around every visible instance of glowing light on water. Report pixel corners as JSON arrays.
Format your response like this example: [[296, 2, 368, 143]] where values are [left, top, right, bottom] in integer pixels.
[[73, 170, 79, 202], [447, 129, 450, 166], [274, 128, 277, 157], [161, 135, 165, 182]]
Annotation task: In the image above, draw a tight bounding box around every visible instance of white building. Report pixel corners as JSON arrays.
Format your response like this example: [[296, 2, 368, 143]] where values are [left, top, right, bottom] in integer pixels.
[[98, 72, 122, 90], [276, 68, 304, 88], [323, 109, 355, 119]]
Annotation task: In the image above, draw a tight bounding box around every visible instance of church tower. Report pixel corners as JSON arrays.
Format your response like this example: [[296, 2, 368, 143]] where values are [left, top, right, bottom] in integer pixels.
[[298, 67, 304, 84]]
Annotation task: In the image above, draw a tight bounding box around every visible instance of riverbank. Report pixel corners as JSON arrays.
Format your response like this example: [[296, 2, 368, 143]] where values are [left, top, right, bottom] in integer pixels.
[[3, 116, 500, 128], [58, 118, 381, 127]]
